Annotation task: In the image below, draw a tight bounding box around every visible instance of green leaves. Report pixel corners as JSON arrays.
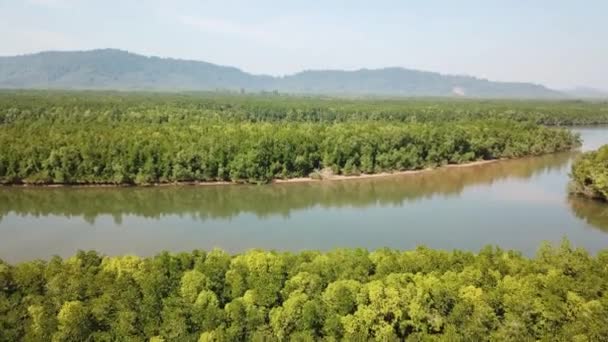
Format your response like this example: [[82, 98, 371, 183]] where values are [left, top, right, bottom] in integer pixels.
[[570, 145, 608, 201], [1, 245, 608, 340], [53, 301, 91, 342], [0, 92, 583, 185], [180, 270, 210, 304]]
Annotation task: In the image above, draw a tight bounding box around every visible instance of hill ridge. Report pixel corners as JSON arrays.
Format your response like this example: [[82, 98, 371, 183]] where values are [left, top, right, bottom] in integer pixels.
[[0, 49, 563, 98]]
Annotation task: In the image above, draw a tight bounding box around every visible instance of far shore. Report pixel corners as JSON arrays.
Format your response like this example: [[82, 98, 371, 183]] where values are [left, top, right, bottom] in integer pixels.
[[0, 158, 507, 188]]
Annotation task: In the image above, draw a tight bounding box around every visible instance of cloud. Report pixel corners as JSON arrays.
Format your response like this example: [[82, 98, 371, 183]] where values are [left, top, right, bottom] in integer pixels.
[[178, 14, 368, 54], [179, 16, 275, 43], [0, 29, 78, 55], [26, 0, 73, 7], [488, 183, 565, 206]]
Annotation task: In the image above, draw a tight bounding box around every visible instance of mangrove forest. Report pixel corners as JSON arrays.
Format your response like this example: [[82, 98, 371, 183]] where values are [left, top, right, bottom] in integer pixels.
[[1, 243, 607, 341], [0, 91, 586, 185], [570, 144, 608, 201]]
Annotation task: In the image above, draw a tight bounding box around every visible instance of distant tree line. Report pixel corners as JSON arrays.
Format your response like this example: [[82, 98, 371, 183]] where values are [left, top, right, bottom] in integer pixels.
[[1, 90, 607, 125], [1, 242, 607, 341], [570, 145, 608, 201], [0, 120, 579, 184]]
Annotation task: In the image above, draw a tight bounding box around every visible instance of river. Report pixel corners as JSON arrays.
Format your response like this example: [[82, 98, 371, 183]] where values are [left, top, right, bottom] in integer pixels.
[[1, 127, 607, 262]]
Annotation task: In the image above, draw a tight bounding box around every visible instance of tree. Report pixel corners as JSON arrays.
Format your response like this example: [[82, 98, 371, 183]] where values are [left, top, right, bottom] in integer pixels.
[[53, 301, 91, 342]]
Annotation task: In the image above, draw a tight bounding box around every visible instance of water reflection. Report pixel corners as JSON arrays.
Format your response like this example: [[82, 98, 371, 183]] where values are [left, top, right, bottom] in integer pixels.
[[569, 196, 608, 232], [0, 152, 574, 224]]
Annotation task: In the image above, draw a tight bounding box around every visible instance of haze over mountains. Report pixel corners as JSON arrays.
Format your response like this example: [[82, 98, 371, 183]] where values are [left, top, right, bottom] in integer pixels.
[[561, 87, 608, 99], [0, 49, 596, 98]]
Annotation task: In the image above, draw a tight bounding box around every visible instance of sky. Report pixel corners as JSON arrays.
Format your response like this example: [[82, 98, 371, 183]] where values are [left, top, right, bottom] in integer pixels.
[[0, 0, 606, 90]]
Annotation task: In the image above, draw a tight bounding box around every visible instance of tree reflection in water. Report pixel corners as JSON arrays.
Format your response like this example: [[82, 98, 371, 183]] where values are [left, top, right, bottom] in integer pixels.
[[568, 195, 608, 232], [0, 152, 574, 224]]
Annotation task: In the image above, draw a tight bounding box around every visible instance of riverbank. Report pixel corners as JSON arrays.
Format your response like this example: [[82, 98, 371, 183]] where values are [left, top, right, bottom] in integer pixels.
[[273, 159, 501, 184], [0, 158, 507, 188]]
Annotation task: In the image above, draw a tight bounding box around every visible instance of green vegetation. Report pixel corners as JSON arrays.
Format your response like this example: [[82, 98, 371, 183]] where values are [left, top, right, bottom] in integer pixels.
[[570, 145, 608, 201], [1, 90, 607, 125], [0, 120, 578, 185], [1, 243, 607, 341], [0, 91, 584, 185]]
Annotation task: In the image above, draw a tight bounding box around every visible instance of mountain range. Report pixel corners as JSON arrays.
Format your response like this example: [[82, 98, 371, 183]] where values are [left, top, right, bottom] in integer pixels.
[[0, 49, 599, 98]]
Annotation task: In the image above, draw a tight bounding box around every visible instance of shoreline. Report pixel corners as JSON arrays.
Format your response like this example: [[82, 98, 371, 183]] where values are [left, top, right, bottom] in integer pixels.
[[273, 159, 501, 184], [0, 158, 504, 188]]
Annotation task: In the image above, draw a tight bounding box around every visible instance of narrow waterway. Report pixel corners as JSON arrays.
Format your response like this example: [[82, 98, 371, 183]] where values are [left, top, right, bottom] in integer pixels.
[[1, 127, 607, 262]]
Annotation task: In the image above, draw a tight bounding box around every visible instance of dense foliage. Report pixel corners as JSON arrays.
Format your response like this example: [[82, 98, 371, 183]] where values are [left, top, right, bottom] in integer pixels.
[[1, 90, 607, 125], [1, 243, 607, 341], [0, 91, 583, 185], [570, 145, 608, 201], [0, 120, 578, 185]]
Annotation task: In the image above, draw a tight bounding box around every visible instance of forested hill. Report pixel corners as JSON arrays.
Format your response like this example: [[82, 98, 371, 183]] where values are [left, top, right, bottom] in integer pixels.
[[0, 49, 563, 98]]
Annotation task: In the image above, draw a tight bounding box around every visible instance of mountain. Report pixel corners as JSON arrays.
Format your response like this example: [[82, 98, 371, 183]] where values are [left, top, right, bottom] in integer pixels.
[[563, 87, 608, 99], [0, 49, 564, 98]]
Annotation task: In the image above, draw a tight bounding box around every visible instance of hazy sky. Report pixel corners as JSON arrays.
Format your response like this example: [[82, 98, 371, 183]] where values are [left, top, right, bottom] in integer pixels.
[[1, 0, 606, 90]]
